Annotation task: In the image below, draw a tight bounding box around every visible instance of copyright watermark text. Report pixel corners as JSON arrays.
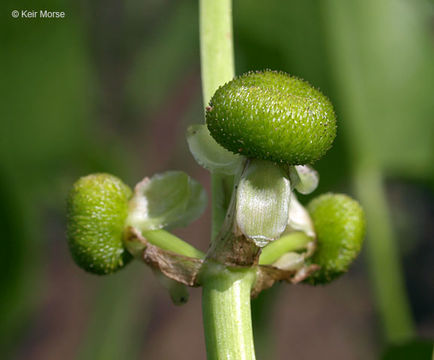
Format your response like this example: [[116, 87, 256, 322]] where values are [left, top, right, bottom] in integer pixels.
[[11, 10, 66, 19]]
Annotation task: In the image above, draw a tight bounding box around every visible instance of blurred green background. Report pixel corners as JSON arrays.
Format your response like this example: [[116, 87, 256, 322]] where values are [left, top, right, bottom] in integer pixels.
[[1, 0, 433, 359]]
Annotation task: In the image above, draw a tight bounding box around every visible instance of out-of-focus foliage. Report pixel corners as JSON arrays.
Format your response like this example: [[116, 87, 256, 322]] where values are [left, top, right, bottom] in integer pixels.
[[321, 0, 434, 177], [381, 340, 434, 360], [1, 0, 94, 352], [0, 0, 200, 357], [126, 1, 198, 118]]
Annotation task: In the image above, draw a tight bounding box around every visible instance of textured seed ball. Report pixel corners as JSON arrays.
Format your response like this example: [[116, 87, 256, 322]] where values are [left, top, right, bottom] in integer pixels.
[[306, 193, 365, 285], [206, 70, 337, 165], [67, 174, 133, 275]]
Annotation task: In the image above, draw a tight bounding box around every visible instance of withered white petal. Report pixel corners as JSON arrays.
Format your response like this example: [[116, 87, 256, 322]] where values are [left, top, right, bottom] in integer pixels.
[[285, 193, 315, 238], [289, 165, 319, 195]]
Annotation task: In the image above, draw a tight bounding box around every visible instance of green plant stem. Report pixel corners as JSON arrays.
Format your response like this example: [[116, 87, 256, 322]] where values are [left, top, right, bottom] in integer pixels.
[[143, 230, 204, 258], [202, 263, 256, 360], [210, 173, 228, 240], [199, 0, 234, 106], [259, 232, 311, 265], [199, 0, 235, 239], [200, 2, 257, 358]]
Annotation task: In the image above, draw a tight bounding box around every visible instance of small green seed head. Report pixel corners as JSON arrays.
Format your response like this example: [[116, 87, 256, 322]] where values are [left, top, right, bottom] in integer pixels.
[[306, 193, 365, 285], [206, 70, 337, 165], [67, 173, 133, 275]]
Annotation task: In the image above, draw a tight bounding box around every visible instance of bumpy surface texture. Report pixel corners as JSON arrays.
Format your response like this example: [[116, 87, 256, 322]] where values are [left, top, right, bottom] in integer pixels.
[[67, 174, 132, 274], [306, 193, 365, 284], [206, 70, 336, 164]]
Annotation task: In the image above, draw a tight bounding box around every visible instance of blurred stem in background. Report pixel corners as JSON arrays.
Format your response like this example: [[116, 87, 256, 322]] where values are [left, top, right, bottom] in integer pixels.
[[251, 286, 279, 360], [354, 166, 416, 341], [321, 0, 417, 343], [77, 265, 149, 360]]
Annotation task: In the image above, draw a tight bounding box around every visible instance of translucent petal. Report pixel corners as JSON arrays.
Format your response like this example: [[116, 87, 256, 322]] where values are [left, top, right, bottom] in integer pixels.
[[272, 252, 305, 271], [169, 176, 208, 229], [127, 171, 207, 231], [284, 193, 315, 238], [236, 160, 291, 247], [186, 124, 243, 174], [289, 165, 319, 195]]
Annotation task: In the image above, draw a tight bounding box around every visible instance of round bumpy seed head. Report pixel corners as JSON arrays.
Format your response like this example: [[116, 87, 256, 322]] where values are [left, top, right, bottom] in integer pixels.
[[206, 70, 336, 165], [67, 173, 133, 275], [306, 193, 365, 285]]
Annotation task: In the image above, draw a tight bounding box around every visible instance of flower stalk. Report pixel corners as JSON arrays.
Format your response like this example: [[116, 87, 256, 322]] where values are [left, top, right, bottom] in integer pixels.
[[201, 262, 256, 360], [199, 0, 235, 239], [199, 0, 259, 358]]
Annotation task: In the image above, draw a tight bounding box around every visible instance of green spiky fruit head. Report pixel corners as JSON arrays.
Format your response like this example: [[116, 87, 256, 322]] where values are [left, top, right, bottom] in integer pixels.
[[67, 173, 133, 275], [306, 193, 365, 285], [206, 70, 337, 165]]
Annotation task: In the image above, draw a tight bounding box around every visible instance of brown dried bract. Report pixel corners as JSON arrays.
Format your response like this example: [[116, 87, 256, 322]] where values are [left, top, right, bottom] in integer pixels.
[[125, 227, 203, 287], [252, 264, 320, 297]]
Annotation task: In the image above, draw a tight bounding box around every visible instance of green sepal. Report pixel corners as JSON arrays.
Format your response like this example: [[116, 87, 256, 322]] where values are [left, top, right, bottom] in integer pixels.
[[186, 124, 243, 174], [305, 193, 365, 285], [236, 160, 291, 247], [126, 171, 207, 232], [66, 173, 133, 275], [206, 70, 337, 165]]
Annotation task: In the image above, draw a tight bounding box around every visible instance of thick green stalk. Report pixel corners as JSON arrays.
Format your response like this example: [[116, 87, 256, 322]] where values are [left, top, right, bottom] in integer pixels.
[[200, 2, 257, 358], [199, 0, 234, 106], [202, 263, 256, 360], [199, 0, 235, 239]]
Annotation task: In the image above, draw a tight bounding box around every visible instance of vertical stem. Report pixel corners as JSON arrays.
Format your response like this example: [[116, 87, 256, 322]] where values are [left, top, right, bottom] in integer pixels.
[[199, 0, 235, 106], [202, 263, 256, 360], [77, 268, 147, 360], [354, 166, 415, 342], [199, 2, 256, 359], [210, 173, 228, 240], [199, 0, 235, 239]]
